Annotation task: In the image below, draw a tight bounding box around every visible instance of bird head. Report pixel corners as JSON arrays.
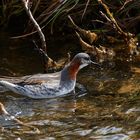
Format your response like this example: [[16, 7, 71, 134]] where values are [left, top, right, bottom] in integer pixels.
[[71, 53, 99, 70]]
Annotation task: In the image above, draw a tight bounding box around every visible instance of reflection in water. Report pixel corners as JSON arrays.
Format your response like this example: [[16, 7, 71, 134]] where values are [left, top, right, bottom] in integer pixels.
[[1, 90, 140, 139], [1, 34, 140, 139]]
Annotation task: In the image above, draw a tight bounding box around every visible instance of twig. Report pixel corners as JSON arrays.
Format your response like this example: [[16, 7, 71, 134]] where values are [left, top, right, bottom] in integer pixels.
[[0, 102, 40, 133], [32, 0, 41, 15], [68, 15, 80, 31], [11, 27, 44, 39], [98, 0, 128, 37], [81, 0, 90, 21], [118, 0, 133, 11], [68, 15, 98, 44], [0, 102, 8, 115], [21, 0, 46, 52], [32, 40, 57, 72], [21, 0, 57, 72], [98, 0, 139, 55]]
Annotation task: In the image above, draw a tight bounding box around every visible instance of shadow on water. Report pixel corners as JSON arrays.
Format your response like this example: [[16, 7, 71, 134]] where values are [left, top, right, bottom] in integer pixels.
[[0, 32, 140, 139]]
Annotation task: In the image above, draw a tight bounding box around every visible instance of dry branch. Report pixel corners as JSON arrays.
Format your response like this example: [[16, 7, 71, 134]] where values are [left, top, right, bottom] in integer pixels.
[[68, 15, 115, 62], [75, 31, 96, 54], [75, 31, 115, 62], [68, 15, 98, 44], [98, 0, 128, 37], [21, 0, 47, 52], [0, 102, 40, 133], [81, 0, 91, 20], [21, 0, 58, 72], [98, 0, 139, 55], [0, 103, 8, 115]]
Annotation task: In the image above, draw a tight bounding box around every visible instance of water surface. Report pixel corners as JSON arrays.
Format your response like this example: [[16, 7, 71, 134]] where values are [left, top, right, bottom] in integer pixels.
[[0, 33, 140, 139]]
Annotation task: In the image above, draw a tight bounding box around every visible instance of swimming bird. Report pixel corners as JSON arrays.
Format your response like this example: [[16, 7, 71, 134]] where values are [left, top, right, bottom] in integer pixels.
[[0, 53, 99, 99]]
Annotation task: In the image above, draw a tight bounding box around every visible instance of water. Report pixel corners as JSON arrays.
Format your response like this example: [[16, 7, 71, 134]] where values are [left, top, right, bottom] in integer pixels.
[[0, 33, 140, 139]]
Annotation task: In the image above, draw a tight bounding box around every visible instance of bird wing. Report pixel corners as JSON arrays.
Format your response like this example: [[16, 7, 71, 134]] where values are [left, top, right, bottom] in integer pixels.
[[0, 80, 61, 99], [0, 71, 61, 86], [0, 72, 61, 93]]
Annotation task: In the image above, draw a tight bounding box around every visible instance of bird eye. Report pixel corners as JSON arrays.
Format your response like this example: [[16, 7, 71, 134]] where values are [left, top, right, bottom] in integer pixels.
[[84, 57, 90, 61]]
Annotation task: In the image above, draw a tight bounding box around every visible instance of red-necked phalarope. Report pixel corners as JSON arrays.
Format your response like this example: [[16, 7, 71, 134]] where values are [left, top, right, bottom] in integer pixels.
[[0, 53, 99, 99]]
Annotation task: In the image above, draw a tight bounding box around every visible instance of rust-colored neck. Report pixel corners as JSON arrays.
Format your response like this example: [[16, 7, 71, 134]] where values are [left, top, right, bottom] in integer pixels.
[[68, 61, 80, 80]]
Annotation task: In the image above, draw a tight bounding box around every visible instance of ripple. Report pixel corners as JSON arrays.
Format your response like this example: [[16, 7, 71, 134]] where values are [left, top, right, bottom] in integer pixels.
[[125, 108, 140, 114], [90, 134, 129, 140], [94, 126, 122, 135]]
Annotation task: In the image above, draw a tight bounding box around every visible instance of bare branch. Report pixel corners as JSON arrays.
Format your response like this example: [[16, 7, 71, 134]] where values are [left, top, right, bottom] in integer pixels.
[[0, 102, 8, 115], [21, 0, 47, 52], [68, 15, 98, 44], [98, 0, 139, 55], [0, 102, 40, 133], [21, 0, 59, 71], [81, 0, 91, 21]]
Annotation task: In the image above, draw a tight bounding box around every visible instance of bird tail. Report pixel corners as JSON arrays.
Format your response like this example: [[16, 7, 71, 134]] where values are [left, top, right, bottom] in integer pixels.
[[0, 80, 18, 93], [0, 76, 19, 92], [0, 80, 11, 92], [0, 80, 38, 99]]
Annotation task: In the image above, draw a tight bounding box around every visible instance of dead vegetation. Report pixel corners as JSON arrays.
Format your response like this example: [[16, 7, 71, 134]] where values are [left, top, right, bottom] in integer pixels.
[[1, 0, 140, 67], [0, 102, 40, 133]]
